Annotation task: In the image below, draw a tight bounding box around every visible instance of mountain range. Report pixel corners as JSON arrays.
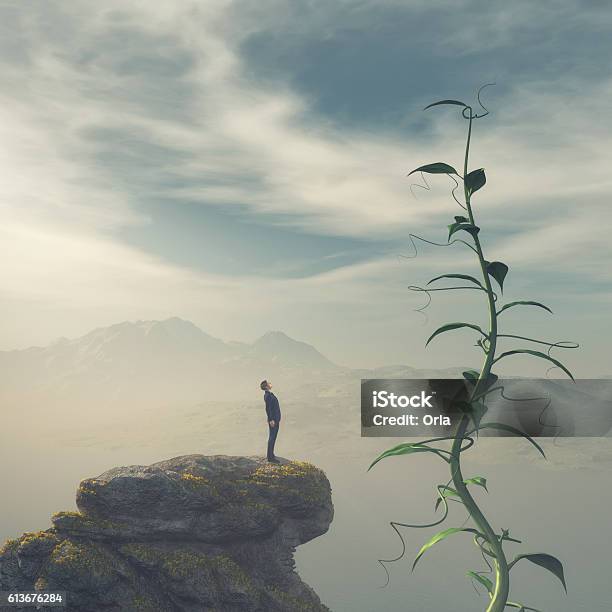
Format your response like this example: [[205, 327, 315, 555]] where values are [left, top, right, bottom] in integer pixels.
[[0, 317, 340, 406]]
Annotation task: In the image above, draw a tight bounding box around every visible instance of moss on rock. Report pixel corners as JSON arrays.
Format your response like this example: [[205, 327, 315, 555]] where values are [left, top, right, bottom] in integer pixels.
[[132, 593, 159, 611], [48, 539, 117, 586], [77, 479, 101, 498], [249, 460, 330, 508], [51, 510, 126, 533], [0, 538, 19, 556], [179, 471, 210, 486], [17, 530, 59, 556], [122, 545, 255, 590], [265, 585, 324, 611], [1, 454, 333, 611]]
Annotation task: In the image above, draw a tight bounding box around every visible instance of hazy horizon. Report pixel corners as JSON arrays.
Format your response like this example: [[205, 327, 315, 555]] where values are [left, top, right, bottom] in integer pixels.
[[3, 315, 611, 379], [0, 2, 610, 376]]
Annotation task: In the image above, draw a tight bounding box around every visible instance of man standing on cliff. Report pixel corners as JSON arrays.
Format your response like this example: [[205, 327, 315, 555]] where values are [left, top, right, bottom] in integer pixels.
[[260, 380, 281, 463]]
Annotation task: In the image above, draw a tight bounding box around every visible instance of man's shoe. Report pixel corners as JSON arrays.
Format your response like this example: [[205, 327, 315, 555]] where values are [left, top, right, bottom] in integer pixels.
[[268, 457, 280, 464]]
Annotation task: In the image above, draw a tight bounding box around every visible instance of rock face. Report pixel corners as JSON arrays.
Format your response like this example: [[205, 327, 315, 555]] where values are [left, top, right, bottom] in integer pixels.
[[0, 455, 333, 611]]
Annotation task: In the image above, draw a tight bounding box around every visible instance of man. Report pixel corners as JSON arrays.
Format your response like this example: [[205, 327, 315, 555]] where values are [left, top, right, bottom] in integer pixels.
[[260, 380, 281, 463]]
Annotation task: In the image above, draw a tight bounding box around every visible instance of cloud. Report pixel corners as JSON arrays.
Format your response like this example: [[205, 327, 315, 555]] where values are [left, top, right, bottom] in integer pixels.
[[3, 2, 610, 239], [0, 0, 609, 375]]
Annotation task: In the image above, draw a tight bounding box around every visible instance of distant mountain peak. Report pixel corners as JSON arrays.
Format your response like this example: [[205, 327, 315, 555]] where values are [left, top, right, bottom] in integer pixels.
[[156, 316, 201, 329], [0, 319, 338, 401], [251, 330, 334, 368], [145, 317, 219, 339], [254, 330, 293, 343]]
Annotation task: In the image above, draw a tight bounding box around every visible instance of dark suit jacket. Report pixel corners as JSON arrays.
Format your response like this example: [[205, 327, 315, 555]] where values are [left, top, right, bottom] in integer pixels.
[[264, 390, 281, 422]]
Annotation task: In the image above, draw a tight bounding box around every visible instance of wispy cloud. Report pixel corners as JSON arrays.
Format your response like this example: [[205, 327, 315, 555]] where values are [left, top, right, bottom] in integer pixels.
[[0, 1, 609, 373]]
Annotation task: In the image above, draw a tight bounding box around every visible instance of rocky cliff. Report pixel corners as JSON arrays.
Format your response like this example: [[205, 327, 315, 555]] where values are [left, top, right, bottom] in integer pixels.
[[0, 455, 333, 611]]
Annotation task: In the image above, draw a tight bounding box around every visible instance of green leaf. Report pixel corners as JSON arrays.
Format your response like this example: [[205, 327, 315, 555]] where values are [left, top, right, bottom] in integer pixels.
[[494, 349, 574, 381], [470, 373, 500, 400], [368, 443, 440, 471], [507, 602, 542, 612], [454, 215, 469, 224], [424, 99, 468, 110], [426, 322, 487, 347], [478, 422, 546, 458], [485, 261, 509, 293], [462, 369, 499, 394], [497, 300, 553, 316], [407, 162, 458, 176], [462, 370, 479, 384], [484, 372, 499, 389], [434, 485, 460, 511], [454, 400, 488, 429], [427, 273, 484, 289], [463, 476, 488, 492], [471, 402, 488, 429], [412, 527, 477, 570], [465, 168, 486, 195], [440, 485, 459, 497], [467, 571, 493, 595], [500, 529, 522, 544], [448, 222, 480, 241], [509, 553, 567, 593]]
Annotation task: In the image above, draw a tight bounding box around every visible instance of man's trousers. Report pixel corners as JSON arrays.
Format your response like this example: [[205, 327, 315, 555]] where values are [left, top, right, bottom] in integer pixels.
[[267, 422, 280, 459]]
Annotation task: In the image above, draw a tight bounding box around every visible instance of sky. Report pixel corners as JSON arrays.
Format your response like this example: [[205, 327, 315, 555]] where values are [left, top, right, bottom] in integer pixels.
[[0, 0, 611, 374]]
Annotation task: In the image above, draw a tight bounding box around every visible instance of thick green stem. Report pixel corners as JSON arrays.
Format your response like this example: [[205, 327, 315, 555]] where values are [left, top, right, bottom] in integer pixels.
[[450, 418, 509, 611], [450, 109, 510, 611]]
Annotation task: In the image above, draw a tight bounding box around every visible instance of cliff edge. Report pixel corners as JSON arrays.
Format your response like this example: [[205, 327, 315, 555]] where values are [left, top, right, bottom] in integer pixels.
[[0, 455, 333, 611]]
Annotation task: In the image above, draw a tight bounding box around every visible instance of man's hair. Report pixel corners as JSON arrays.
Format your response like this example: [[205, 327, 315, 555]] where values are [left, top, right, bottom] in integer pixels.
[[260, 380, 268, 390]]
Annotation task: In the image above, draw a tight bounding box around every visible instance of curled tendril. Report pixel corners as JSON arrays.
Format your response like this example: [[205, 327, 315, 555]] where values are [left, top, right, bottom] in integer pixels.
[[409, 171, 431, 199], [378, 459, 479, 589], [541, 348, 576, 444], [497, 334, 579, 351], [407, 285, 433, 314], [475, 535, 495, 572], [545, 340, 580, 387], [448, 174, 468, 210], [409, 168, 471, 211], [378, 478, 455, 587], [408, 284, 495, 315], [377, 433, 476, 587], [396, 233, 482, 270], [459, 435, 475, 453], [461, 83, 496, 121], [475, 82, 495, 118], [474, 534, 496, 559], [461, 105, 473, 120], [396, 232, 483, 322], [548, 340, 580, 353], [400, 233, 479, 261], [467, 536, 496, 596], [473, 383, 563, 441], [407, 285, 489, 327]]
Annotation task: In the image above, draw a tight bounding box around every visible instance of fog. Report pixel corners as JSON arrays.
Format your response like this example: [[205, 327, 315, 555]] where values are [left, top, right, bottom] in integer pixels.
[[2, 385, 611, 611]]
